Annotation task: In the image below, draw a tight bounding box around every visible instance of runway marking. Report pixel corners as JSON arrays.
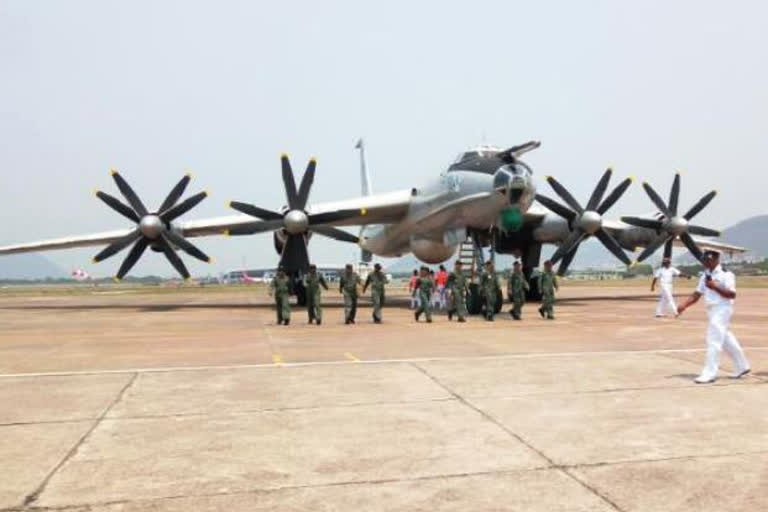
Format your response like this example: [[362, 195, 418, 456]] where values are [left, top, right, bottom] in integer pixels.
[[272, 354, 284, 365], [1, 347, 766, 378], [344, 352, 360, 362]]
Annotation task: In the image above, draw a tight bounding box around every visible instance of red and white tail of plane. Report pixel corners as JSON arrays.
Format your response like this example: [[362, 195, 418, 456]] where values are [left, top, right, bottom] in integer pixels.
[[71, 268, 91, 281], [241, 272, 259, 284]]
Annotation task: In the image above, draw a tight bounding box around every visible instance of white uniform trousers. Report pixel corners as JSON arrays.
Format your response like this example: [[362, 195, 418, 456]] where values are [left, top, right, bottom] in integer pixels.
[[655, 286, 678, 316], [699, 305, 750, 380]]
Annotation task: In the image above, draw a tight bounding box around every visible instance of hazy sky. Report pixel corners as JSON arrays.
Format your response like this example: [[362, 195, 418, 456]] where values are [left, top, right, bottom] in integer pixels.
[[1, 0, 766, 277]]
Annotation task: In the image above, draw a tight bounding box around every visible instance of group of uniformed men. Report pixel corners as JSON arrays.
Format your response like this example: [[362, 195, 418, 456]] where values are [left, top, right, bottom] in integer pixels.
[[269, 259, 560, 325], [269, 262, 388, 325]]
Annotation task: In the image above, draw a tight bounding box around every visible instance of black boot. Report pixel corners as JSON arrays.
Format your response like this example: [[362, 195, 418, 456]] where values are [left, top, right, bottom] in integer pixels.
[[448, 310, 453, 321]]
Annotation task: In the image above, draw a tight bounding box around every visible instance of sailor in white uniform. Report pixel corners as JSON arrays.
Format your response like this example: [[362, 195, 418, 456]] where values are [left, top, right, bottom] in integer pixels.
[[677, 250, 751, 384], [651, 257, 684, 317]]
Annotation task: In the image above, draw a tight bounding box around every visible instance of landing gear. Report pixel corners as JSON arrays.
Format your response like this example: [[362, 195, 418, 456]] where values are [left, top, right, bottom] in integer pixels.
[[467, 283, 503, 315], [292, 275, 307, 307]]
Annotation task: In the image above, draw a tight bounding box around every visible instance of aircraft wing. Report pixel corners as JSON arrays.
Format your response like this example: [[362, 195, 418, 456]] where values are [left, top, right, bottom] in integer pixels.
[[599, 219, 748, 254], [0, 189, 413, 255], [0, 228, 137, 255]]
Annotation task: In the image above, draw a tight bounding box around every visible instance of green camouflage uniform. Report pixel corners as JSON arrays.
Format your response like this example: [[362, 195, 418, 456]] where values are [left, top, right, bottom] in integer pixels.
[[446, 270, 469, 321], [480, 269, 501, 320], [538, 270, 559, 319], [415, 275, 435, 322], [303, 272, 328, 324], [339, 271, 361, 323], [269, 274, 291, 324], [363, 270, 387, 322], [507, 270, 530, 319]]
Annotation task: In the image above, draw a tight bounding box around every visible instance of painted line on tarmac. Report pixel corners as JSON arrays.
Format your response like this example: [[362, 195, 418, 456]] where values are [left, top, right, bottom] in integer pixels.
[[1, 346, 767, 379], [344, 352, 360, 362], [272, 353, 284, 365]]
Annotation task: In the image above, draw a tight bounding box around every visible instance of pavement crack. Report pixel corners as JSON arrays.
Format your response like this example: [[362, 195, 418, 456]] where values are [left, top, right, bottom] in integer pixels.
[[21, 372, 139, 508], [410, 362, 626, 512]]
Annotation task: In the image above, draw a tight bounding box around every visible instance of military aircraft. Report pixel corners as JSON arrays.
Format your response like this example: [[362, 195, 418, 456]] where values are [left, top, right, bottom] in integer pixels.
[[0, 140, 744, 308]]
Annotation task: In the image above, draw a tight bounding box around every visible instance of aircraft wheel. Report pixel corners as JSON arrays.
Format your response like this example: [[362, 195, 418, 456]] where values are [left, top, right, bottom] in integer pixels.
[[467, 283, 483, 315]]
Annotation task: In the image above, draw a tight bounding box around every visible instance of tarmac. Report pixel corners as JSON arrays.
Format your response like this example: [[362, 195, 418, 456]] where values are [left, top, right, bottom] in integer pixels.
[[0, 283, 766, 511]]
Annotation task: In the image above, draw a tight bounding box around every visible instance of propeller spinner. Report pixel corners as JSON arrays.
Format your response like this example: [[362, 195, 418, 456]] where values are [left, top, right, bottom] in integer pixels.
[[93, 171, 210, 280], [622, 173, 719, 263], [536, 168, 633, 275]]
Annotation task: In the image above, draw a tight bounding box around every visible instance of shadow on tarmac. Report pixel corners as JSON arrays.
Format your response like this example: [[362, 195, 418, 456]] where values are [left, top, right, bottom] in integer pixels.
[[0, 294, 659, 312]]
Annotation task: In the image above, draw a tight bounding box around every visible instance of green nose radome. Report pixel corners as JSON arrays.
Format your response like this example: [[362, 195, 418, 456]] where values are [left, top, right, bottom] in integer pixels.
[[500, 207, 524, 232]]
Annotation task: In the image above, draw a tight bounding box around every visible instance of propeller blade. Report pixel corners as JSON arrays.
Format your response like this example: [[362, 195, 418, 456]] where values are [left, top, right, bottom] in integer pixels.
[[310, 226, 359, 243], [688, 225, 721, 237], [229, 201, 282, 221], [595, 229, 631, 265], [307, 209, 366, 225], [160, 191, 208, 222], [546, 176, 583, 214], [158, 236, 190, 279], [680, 232, 704, 262], [586, 168, 612, 211], [535, 194, 577, 222], [621, 216, 664, 230], [668, 173, 681, 215], [597, 177, 633, 214], [279, 234, 310, 273], [557, 245, 578, 276], [163, 229, 211, 263], [93, 229, 142, 263], [158, 174, 192, 213], [663, 238, 674, 259], [115, 237, 149, 279], [551, 229, 585, 264], [295, 158, 316, 210], [96, 191, 140, 223], [110, 170, 148, 217], [636, 235, 670, 262], [281, 155, 299, 210], [642, 182, 671, 217], [683, 190, 717, 220], [225, 219, 284, 236]]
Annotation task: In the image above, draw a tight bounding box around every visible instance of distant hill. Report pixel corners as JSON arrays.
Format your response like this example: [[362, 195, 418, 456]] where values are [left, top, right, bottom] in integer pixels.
[[0, 254, 67, 280], [720, 215, 768, 258]]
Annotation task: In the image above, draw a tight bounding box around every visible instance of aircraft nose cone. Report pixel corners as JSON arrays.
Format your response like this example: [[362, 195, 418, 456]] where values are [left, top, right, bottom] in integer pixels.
[[284, 209, 309, 234], [139, 215, 164, 239], [579, 210, 603, 234], [667, 216, 688, 235]]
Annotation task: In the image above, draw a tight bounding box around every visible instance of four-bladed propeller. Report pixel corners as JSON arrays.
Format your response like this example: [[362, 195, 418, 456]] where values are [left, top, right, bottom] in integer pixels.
[[93, 171, 210, 280], [228, 155, 360, 273], [536, 168, 633, 275], [621, 173, 719, 262]]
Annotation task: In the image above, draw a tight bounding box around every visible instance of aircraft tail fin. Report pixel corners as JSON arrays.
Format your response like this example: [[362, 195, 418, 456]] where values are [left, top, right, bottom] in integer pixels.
[[355, 138, 373, 263], [355, 138, 373, 196]]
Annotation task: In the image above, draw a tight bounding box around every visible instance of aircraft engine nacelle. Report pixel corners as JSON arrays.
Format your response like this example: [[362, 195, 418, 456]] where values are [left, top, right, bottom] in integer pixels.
[[273, 230, 312, 256], [273, 231, 285, 255], [409, 237, 457, 264]]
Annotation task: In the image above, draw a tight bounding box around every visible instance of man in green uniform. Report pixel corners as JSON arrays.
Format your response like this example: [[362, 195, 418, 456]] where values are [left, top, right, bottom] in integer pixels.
[[446, 260, 469, 322], [339, 263, 362, 324], [507, 261, 530, 320], [303, 264, 328, 325], [268, 267, 291, 325], [414, 266, 435, 323], [480, 261, 501, 321], [538, 260, 559, 320], [362, 262, 388, 323]]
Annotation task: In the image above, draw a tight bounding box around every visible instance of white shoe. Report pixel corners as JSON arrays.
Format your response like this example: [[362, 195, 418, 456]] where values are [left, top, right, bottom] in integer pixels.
[[694, 376, 716, 384], [729, 369, 751, 379]]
